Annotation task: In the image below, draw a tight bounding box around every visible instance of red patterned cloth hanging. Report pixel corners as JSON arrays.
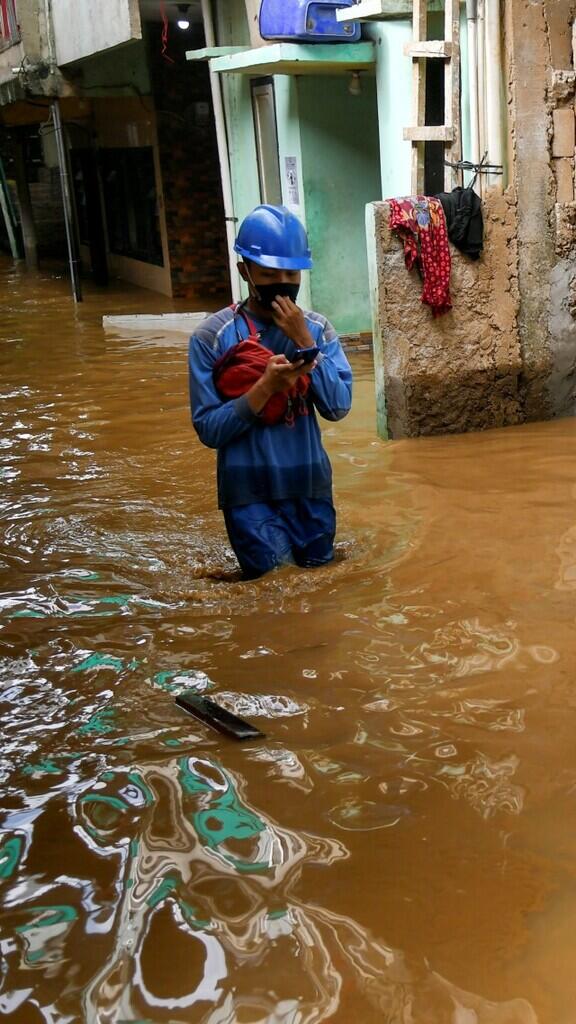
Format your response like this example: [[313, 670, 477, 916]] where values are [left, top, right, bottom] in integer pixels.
[[388, 196, 452, 316]]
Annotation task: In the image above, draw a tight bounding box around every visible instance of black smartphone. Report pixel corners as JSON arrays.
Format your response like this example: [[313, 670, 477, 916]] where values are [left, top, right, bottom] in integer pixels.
[[292, 346, 320, 365], [175, 693, 265, 741]]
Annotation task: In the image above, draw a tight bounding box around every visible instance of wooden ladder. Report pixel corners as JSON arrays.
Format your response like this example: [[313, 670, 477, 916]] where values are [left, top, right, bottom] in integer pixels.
[[403, 0, 462, 194]]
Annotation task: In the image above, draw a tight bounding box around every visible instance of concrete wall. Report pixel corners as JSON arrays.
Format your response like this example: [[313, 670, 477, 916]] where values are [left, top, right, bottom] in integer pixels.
[[0, 39, 23, 90], [507, 0, 576, 420], [367, 197, 522, 439], [0, 0, 52, 93], [52, 0, 141, 66], [298, 75, 381, 335], [74, 39, 151, 96]]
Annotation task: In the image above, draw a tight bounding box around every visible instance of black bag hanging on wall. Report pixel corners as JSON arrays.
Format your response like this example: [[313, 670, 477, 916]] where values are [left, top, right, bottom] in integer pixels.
[[435, 186, 484, 261]]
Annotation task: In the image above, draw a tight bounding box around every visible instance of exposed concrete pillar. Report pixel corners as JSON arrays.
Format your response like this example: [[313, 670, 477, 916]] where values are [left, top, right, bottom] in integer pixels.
[[507, 2, 553, 419], [507, 0, 576, 421], [366, 197, 523, 439], [11, 141, 38, 271]]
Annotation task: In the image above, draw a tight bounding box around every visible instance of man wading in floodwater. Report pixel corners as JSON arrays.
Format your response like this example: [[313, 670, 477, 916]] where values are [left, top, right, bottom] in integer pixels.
[[188, 205, 352, 579]]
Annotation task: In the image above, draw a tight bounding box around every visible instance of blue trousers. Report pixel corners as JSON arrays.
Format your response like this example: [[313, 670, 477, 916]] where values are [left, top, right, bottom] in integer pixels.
[[224, 498, 336, 579]]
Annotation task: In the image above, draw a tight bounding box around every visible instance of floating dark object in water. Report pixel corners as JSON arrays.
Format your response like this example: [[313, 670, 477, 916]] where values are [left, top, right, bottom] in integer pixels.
[[175, 693, 265, 741]]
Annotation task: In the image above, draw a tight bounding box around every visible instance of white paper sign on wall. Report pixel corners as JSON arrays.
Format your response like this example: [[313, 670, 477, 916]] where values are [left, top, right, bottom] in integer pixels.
[[285, 157, 300, 206]]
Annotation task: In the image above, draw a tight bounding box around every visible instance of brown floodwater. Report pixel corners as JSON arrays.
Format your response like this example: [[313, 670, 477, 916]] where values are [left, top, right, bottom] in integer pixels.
[[1, 257, 576, 1024]]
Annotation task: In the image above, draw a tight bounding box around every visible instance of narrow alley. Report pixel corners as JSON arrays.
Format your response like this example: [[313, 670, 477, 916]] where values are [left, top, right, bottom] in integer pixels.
[[3, 0, 576, 1020]]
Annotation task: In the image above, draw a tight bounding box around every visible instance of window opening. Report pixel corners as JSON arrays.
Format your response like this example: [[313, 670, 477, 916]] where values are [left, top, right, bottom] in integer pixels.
[[99, 147, 163, 266]]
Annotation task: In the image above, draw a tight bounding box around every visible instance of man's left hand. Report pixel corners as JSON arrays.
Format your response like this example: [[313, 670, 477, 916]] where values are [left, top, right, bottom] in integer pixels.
[[271, 295, 315, 349]]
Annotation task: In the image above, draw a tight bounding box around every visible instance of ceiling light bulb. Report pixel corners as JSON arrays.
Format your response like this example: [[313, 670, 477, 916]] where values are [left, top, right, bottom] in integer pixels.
[[176, 3, 190, 29]]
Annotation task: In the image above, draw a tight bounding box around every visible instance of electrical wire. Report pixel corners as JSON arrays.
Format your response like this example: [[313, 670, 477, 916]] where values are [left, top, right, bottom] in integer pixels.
[[159, 0, 174, 63], [444, 152, 503, 190]]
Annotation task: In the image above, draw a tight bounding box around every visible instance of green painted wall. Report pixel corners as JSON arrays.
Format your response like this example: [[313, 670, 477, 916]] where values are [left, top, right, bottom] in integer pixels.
[[366, 20, 412, 199], [298, 74, 381, 335], [214, 0, 378, 328], [273, 74, 311, 310]]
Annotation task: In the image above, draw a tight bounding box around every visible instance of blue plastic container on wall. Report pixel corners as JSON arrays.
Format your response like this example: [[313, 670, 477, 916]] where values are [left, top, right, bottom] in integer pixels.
[[259, 0, 362, 43]]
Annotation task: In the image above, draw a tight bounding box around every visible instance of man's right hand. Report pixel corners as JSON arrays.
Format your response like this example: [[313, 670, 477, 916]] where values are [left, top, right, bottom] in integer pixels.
[[261, 354, 307, 394], [245, 354, 310, 414]]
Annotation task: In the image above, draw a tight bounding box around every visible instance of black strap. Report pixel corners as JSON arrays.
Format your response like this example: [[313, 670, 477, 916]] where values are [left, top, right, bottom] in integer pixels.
[[232, 301, 260, 343]]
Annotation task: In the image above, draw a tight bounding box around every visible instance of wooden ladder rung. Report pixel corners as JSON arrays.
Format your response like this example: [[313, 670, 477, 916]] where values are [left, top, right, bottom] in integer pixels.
[[404, 41, 453, 59], [404, 125, 455, 142]]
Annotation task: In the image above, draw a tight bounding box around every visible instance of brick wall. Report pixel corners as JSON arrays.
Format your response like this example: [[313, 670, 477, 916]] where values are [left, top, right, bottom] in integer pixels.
[[147, 23, 230, 302]]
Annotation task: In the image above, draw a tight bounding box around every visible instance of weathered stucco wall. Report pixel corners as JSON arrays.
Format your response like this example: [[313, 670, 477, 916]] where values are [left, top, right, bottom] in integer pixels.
[[0, 0, 55, 96], [369, 0, 576, 439], [367, 194, 522, 438], [508, 0, 576, 420]]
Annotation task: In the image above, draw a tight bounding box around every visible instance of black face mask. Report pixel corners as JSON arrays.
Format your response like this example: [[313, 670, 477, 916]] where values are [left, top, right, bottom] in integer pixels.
[[252, 281, 300, 310]]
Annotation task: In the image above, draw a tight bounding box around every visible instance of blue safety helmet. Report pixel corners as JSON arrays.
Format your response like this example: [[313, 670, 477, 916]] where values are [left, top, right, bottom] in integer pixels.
[[234, 205, 313, 270]]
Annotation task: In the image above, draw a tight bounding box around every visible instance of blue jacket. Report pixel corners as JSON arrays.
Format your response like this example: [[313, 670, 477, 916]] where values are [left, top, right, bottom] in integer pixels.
[[188, 306, 353, 509]]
